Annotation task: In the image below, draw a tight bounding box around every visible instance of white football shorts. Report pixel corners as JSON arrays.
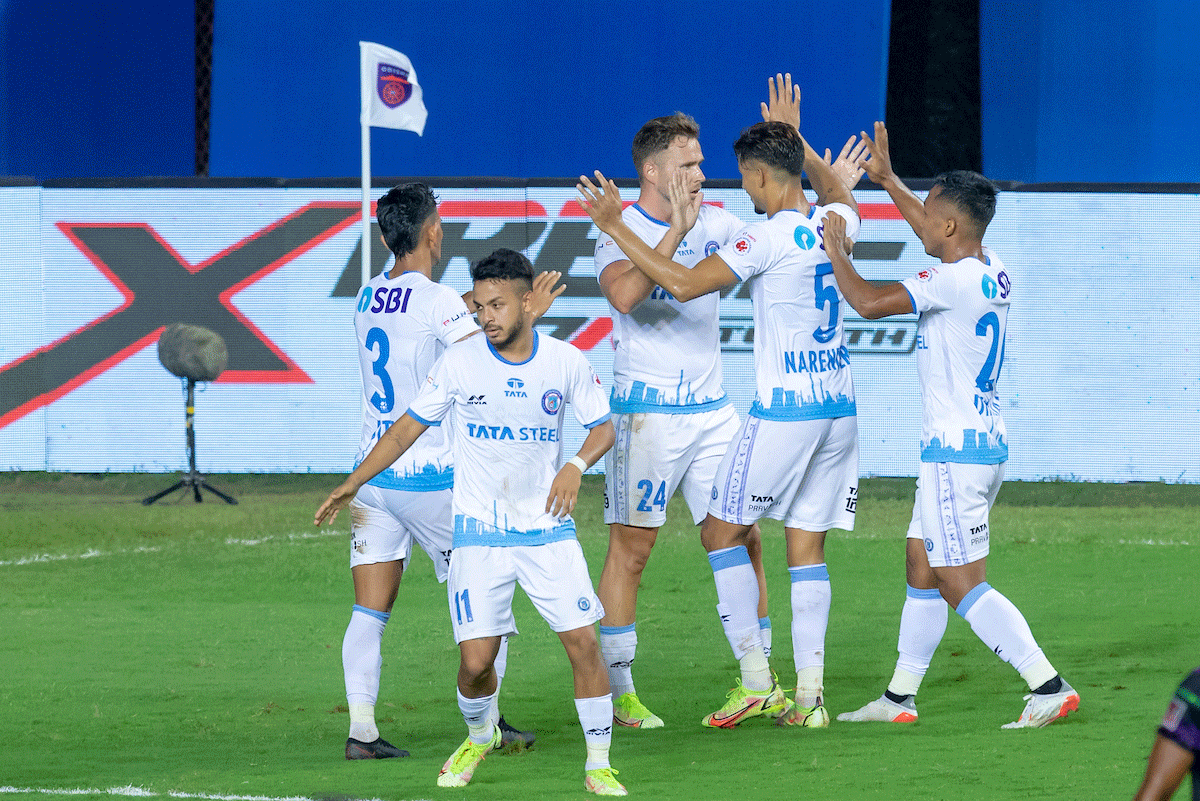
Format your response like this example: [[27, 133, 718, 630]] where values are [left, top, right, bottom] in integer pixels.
[[604, 404, 742, 528], [348, 483, 453, 581], [447, 540, 604, 643], [906, 460, 1004, 568], [709, 414, 859, 531]]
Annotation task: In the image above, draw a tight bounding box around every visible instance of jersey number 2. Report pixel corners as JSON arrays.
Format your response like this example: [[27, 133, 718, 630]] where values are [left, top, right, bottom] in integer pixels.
[[975, 312, 1006, 393]]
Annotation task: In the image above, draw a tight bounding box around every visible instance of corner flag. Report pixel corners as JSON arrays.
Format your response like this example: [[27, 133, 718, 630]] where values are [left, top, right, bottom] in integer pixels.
[[359, 41, 427, 134], [358, 42, 426, 289]]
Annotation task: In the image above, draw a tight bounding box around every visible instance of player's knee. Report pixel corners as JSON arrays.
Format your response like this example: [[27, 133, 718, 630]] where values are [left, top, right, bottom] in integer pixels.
[[610, 525, 657, 572]]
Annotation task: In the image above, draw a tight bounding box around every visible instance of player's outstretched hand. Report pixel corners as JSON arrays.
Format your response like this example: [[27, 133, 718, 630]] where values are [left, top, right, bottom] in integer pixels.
[[530, 269, 565, 319], [315, 481, 357, 526], [858, 121, 895, 184], [546, 463, 583, 518], [760, 72, 801, 130], [821, 209, 848, 256], [576, 171, 623, 233], [667, 172, 701, 234], [825, 135, 866, 190]]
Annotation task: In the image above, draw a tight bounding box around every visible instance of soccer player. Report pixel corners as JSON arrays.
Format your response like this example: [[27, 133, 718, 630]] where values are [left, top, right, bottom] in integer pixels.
[[579, 112, 861, 729], [591, 111, 773, 729], [339, 184, 554, 758], [316, 248, 626, 796], [822, 122, 1079, 728], [1132, 667, 1200, 801]]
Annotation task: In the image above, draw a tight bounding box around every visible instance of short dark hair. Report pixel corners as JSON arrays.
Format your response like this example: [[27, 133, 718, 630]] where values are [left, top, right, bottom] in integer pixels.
[[376, 183, 438, 259], [932, 170, 998, 236], [469, 248, 534, 293], [632, 112, 700, 180], [733, 121, 804, 177]]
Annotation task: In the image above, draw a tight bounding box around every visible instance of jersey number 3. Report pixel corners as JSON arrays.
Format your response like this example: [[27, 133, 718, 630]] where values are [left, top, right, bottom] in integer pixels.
[[365, 327, 395, 413]]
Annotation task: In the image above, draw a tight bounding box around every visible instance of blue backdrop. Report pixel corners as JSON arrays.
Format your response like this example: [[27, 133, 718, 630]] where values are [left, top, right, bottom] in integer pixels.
[[207, 0, 892, 179], [2, 1, 1198, 182]]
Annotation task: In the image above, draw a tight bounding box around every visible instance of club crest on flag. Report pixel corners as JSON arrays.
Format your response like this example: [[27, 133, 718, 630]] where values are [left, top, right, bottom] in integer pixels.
[[377, 64, 413, 108]]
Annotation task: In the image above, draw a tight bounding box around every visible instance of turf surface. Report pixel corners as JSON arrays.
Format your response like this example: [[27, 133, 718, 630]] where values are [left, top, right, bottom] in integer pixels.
[[1, 473, 1196, 800]]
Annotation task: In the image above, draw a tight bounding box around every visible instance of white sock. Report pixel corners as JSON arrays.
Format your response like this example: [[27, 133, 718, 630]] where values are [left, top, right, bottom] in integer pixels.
[[709, 546, 770, 690], [458, 688, 497, 744], [599, 624, 637, 698], [888, 585, 948, 697], [489, 636, 509, 726], [759, 617, 773, 659], [789, 564, 830, 707], [958, 582, 1057, 689], [343, 604, 387, 741], [575, 694, 613, 771]]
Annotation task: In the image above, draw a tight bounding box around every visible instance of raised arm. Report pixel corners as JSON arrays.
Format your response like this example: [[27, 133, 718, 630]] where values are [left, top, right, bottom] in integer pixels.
[[578, 171, 736, 302], [598, 203, 695, 314], [821, 208, 914, 320], [858, 121, 926, 237], [760, 72, 858, 213], [546, 419, 615, 517], [314, 412, 429, 525]]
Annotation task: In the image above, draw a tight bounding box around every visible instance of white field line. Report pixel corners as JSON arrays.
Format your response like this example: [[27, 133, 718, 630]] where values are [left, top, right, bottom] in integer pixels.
[[0, 530, 345, 568], [1, 527, 1188, 569], [0, 788, 413, 801]]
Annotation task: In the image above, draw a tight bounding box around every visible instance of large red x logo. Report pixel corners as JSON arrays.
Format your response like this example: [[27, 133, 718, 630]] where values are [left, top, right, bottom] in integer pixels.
[[0, 202, 359, 427]]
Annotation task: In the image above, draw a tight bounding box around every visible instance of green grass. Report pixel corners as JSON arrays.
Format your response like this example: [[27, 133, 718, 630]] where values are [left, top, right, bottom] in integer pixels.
[[1, 473, 1196, 800]]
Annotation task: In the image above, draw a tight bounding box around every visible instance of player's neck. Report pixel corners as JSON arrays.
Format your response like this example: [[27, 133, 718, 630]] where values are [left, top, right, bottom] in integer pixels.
[[635, 187, 671, 223], [393, 250, 433, 279], [763, 185, 808, 218], [940, 239, 986, 264], [494, 326, 535, 363]]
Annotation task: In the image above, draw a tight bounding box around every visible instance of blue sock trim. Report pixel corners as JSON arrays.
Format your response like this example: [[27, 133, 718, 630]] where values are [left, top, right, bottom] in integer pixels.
[[788, 563, 830, 582], [955, 582, 993, 618], [352, 604, 390, 623], [906, 585, 942, 600], [708, 545, 751, 572], [599, 623, 636, 635], [758, 616, 772, 630]]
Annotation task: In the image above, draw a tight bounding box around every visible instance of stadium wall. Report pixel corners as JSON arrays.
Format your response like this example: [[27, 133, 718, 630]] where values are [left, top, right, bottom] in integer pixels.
[[1, 181, 1197, 483]]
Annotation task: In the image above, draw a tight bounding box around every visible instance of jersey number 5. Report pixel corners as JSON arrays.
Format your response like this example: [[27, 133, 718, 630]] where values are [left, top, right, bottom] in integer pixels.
[[813, 262, 840, 344]]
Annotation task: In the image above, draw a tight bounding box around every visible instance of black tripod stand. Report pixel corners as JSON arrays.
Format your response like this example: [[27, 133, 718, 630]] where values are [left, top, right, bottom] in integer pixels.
[[142, 378, 237, 505]]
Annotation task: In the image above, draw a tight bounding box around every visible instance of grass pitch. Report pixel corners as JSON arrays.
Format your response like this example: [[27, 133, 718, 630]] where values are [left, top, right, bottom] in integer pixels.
[[1, 473, 1196, 800]]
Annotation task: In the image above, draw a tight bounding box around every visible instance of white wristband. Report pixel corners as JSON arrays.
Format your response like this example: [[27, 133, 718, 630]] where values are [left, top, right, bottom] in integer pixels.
[[567, 456, 589, 473]]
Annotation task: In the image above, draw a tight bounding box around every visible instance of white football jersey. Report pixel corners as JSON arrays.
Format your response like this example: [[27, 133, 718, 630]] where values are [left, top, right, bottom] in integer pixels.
[[407, 331, 611, 546], [901, 247, 1011, 464], [593, 203, 742, 413], [354, 269, 478, 490], [716, 204, 860, 421]]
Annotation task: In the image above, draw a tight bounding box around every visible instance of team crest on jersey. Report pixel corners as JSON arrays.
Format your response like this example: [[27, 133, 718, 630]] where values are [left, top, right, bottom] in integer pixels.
[[577, 597, 591, 611], [793, 226, 817, 250], [541, 389, 563, 415], [705, 240, 719, 256], [733, 235, 754, 254], [377, 63, 413, 108]]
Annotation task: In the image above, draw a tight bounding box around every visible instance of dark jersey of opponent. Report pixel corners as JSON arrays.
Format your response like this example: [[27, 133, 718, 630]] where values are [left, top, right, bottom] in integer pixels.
[[1158, 667, 1200, 800]]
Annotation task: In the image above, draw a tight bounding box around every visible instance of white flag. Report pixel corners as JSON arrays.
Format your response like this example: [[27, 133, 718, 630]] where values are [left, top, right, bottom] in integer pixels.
[[359, 41, 427, 134]]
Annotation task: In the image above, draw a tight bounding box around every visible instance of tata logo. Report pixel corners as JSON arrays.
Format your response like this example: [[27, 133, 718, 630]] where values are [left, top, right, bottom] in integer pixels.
[[505, 377, 527, 397], [750, 494, 774, 504]]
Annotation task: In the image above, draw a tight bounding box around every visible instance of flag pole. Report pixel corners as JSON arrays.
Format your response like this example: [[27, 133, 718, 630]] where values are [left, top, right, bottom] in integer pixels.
[[361, 119, 371, 290]]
